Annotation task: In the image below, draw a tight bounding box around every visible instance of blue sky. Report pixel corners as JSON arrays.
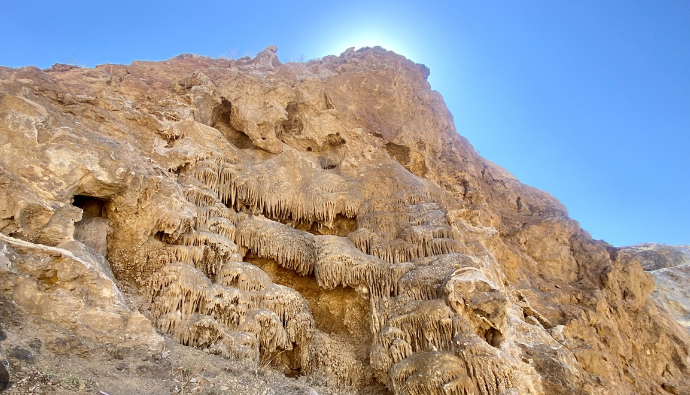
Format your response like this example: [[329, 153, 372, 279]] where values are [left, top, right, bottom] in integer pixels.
[[2, 1, 689, 247]]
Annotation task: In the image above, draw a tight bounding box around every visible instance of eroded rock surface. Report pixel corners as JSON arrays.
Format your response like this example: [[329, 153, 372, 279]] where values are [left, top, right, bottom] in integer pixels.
[[617, 244, 690, 332], [0, 46, 688, 394]]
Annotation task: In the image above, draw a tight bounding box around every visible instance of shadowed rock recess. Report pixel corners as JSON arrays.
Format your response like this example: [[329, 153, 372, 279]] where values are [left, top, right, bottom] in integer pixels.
[[0, 46, 688, 394]]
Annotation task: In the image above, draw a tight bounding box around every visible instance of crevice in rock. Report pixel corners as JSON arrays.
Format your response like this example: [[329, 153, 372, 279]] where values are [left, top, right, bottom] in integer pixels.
[[72, 195, 111, 257], [245, 254, 374, 379], [283, 102, 303, 137], [319, 156, 338, 170], [211, 98, 255, 149], [385, 142, 428, 177], [325, 94, 334, 110], [291, 214, 358, 237], [386, 143, 411, 168], [72, 195, 107, 219], [476, 325, 504, 348]]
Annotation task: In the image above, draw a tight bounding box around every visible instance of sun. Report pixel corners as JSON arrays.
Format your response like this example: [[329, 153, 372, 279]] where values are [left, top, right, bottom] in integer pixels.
[[317, 25, 419, 62]]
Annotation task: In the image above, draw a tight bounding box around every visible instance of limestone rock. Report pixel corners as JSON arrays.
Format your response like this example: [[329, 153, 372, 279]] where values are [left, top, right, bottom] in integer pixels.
[[0, 46, 688, 394], [617, 244, 690, 331]]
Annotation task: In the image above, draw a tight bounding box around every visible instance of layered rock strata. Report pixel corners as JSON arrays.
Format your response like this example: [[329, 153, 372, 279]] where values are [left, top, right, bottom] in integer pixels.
[[0, 45, 688, 394]]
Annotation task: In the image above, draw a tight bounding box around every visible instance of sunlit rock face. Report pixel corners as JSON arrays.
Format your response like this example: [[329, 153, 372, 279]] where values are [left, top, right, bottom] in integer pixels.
[[616, 244, 690, 332], [0, 45, 688, 395]]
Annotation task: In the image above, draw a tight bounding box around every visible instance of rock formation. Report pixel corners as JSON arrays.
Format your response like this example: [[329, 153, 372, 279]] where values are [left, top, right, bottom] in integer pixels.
[[0, 45, 688, 394], [617, 244, 690, 332]]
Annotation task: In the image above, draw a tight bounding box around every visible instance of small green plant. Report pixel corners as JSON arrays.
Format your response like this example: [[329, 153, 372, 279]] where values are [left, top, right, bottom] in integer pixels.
[[176, 352, 208, 395], [182, 352, 207, 373], [60, 370, 85, 389], [35, 364, 57, 377]]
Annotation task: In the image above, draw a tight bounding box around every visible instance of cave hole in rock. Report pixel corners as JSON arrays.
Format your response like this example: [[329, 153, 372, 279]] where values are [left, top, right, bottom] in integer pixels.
[[319, 156, 338, 170], [289, 214, 358, 237], [211, 98, 255, 149], [244, 254, 374, 376], [71, 195, 111, 257], [324, 132, 346, 148], [152, 231, 166, 242], [283, 102, 304, 136], [72, 195, 107, 218], [385, 142, 411, 167], [324, 94, 334, 110], [385, 141, 428, 177], [476, 325, 504, 348], [313, 134, 345, 169]]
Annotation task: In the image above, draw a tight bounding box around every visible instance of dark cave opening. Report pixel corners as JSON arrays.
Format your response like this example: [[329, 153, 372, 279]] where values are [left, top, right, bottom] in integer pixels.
[[211, 98, 256, 149], [385, 142, 411, 166], [477, 325, 504, 348], [72, 195, 110, 256], [72, 195, 107, 218]]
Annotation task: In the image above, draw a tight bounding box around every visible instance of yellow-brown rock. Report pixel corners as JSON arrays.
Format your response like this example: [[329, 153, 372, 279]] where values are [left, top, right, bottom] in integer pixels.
[[0, 46, 688, 394]]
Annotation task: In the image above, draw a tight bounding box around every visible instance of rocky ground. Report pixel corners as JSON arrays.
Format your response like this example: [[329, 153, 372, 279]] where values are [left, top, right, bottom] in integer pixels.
[[0, 294, 352, 395]]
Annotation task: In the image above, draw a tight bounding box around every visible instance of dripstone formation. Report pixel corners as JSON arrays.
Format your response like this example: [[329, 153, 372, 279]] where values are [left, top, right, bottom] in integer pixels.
[[0, 46, 688, 394]]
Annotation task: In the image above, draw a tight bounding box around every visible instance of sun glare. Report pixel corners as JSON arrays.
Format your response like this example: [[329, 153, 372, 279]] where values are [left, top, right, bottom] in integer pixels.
[[321, 28, 418, 61]]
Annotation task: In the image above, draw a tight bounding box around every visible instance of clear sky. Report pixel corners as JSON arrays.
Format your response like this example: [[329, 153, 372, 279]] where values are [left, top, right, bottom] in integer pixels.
[[2, 1, 689, 247]]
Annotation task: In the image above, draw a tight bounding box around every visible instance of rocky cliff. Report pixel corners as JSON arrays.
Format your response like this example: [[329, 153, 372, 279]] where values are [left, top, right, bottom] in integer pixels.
[[0, 46, 688, 395], [618, 244, 690, 333]]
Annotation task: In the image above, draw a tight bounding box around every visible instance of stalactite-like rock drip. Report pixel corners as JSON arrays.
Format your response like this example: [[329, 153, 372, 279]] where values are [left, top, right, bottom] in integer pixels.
[[184, 184, 220, 207], [302, 330, 369, 388], [148, 263, 213, 322], [260, 284, 315, 346], [151, 203, 196, 241], [194, 203, 238, 230], [386, 333, 516, 395], [192, 202, 238, 241], [2, 46, 687, 395], [389, 352, 478, 395], [192, 159, 221, 193], [396, 254, 469, 302], [147, 155, 317, 361], [154, 241, 241, 279], [350, 198, 463, 264], [313, 235, 413, 335], [366, 250, 517, 393], [238, 308, 292, 354], [236, 215, 317, 275], [214, 151, 364, 228], [370, 326, 414, 379], [216, 260, 272, 292], [175, 315, 260, 360], [386, 299, 458, 355], [140, 180, 198, 246], [165, 230, 240, 276], [148, 163, 243, 279], [444, 267, 510, 346], [147, 262, 314, 362], [452, 333, 515, 395], [314, 235, 399, 298], [154, 244, 205, 272]]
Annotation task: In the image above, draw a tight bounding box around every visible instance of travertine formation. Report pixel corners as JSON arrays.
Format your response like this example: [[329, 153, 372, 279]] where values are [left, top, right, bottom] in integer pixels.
[[1, 45, 688, 394], [617, 244, 690, 332]]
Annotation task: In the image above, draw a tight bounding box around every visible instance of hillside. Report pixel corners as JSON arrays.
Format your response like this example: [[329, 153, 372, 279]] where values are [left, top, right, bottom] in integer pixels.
[[0, 46, 688, 394]]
